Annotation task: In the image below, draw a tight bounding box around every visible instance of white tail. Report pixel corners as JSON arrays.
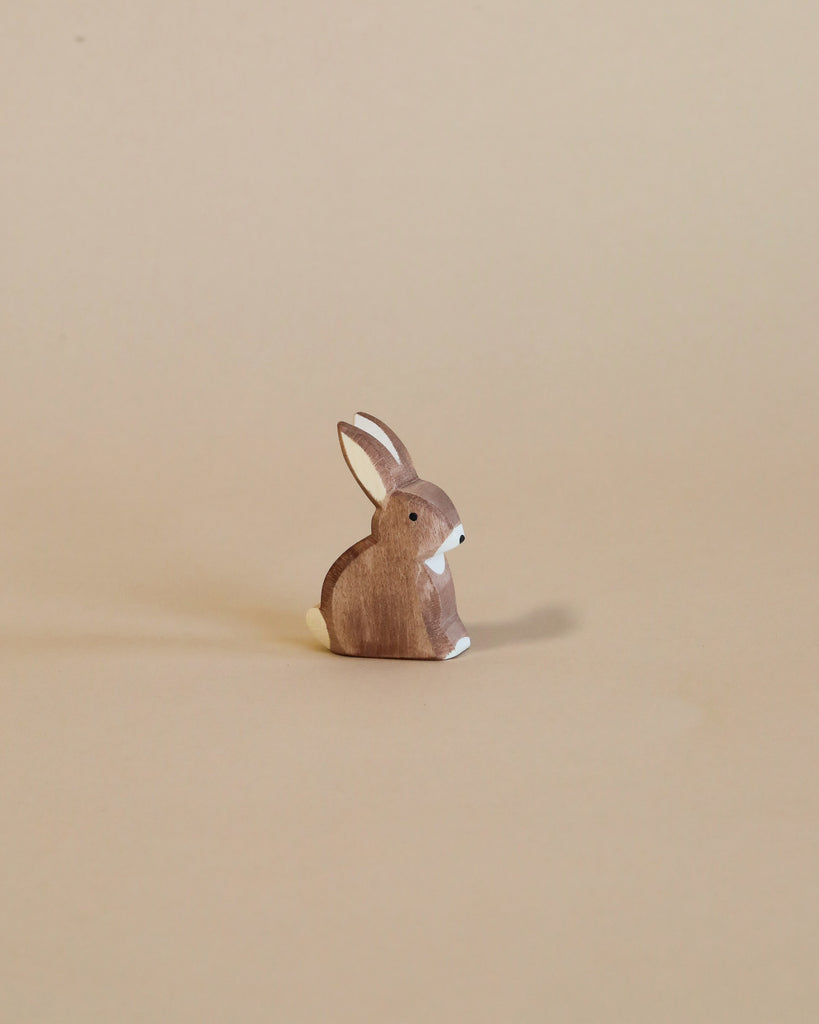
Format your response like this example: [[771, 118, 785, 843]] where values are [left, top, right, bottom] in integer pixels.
[[306, 606, 330, 649]]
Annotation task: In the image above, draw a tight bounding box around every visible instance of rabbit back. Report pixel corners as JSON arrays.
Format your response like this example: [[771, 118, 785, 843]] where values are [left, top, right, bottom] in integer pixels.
[[321, 542, 436, 659]]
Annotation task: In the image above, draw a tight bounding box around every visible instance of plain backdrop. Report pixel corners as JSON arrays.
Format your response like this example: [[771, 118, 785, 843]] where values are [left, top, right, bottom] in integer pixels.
[[2, 2, 818, 1021]]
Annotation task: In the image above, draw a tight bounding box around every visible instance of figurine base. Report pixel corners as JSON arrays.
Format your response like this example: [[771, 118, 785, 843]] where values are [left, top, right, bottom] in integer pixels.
[[305, 607, 471, 661]]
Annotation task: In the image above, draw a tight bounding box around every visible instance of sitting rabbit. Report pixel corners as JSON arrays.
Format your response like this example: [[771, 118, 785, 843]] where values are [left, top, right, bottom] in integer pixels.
[[307, 413, 470, 660]]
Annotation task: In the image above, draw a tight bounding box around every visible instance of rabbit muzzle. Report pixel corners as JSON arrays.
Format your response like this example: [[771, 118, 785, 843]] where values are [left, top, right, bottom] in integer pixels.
[[424, 522, 465, 575]]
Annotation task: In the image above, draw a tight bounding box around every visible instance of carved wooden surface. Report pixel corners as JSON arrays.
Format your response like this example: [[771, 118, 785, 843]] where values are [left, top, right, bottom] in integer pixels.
[[307, 413, 470, 660]]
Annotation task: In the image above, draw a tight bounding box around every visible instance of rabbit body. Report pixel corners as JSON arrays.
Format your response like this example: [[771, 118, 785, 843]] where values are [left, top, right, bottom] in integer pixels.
[[307, 415, 470, 660]]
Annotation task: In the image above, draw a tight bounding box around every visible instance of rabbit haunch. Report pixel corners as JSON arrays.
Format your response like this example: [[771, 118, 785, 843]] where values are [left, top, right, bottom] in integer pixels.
[[306, 413, 470, 660]]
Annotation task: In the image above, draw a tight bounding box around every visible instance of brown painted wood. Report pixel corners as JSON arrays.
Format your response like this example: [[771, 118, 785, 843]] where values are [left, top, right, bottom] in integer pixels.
[[307, 413, 470, 660]]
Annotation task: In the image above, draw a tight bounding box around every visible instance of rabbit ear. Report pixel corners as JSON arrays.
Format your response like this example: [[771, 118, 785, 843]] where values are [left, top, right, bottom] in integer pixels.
[[338, 421, 414, 507], [353, 413, 417, 477]]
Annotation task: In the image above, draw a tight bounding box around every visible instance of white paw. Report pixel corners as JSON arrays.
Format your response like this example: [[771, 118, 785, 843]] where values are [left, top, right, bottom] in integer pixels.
[[444, 636, 471, 660]]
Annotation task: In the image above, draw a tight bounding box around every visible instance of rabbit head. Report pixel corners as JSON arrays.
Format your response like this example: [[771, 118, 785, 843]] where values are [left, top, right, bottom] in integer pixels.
[[338, 413, 465, 572]]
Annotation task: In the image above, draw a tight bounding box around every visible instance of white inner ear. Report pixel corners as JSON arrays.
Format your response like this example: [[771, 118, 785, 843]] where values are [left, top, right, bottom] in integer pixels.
[[342, 435, 388, 504], [354, 414, 401, 463]]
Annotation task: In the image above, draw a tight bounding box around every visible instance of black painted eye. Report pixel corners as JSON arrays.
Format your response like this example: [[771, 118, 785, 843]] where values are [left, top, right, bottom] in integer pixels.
[[408, 512, 418, 521]]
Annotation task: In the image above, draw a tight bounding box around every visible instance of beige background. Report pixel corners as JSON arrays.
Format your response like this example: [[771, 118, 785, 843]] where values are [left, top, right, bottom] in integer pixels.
[[2, 2, 818, 1021]]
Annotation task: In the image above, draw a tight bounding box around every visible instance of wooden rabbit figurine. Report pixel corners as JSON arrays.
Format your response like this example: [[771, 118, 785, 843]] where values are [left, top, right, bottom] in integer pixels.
[[306, 413, 470, 660]]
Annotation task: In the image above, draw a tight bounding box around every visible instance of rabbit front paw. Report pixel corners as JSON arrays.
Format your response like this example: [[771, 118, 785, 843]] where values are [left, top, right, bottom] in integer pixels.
[[444, 636, 471, 660]]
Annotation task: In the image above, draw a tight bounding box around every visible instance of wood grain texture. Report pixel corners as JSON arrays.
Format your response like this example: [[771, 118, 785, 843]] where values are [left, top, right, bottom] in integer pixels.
[[307, 413, 469, 660]]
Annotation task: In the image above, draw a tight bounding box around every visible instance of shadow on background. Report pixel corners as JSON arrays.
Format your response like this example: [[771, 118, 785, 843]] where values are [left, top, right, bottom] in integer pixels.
[[3, 573, 311, 655], [117, 573, 319, 651], [0, 609, 304, 656], [469, 605, 579, 651], [0, 629, 278, 655]]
